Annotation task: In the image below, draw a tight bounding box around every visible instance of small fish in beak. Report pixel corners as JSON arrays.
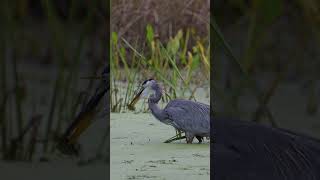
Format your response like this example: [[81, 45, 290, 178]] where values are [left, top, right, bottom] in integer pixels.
[[57, 68, 108, 156], [128, 87, 144, 111], [128, 79, 155, 111]]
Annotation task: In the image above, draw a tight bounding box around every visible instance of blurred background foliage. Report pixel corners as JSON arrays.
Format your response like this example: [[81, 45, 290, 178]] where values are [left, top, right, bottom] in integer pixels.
[[111, 0, 209, 54], [213, 0, 320, 129], [0, 0, 108, 162], [0, 0, 107, 66]]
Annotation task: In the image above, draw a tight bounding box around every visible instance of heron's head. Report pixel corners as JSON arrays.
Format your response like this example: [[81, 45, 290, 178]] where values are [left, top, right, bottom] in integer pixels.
[[128, 79, 156, 110]]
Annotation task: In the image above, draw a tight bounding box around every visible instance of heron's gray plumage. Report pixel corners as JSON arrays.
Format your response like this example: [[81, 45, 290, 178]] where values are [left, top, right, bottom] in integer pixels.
[[214, 117, 320, 180], [164, 100, 210, 136], [141, 79, 210, 143]]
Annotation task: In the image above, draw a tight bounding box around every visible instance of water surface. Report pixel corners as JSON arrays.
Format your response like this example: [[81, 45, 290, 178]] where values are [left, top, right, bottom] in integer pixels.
[[111, 112, 210, 180]]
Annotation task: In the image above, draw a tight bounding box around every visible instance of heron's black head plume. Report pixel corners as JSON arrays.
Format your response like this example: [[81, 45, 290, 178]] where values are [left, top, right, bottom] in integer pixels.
[[142, 78, 154, 85]]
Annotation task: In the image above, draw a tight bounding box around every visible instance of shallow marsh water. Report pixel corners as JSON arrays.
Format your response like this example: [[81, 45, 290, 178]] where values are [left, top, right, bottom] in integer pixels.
[[110, 112, 210, 180]]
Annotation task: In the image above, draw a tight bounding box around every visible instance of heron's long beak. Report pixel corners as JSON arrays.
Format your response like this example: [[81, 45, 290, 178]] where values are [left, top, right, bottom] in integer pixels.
[[57, 81, 107, 155], [128, 87, 144, 111]]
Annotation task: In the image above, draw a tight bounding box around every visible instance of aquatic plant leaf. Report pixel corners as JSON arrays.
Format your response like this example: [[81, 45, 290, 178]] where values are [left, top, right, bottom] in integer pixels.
[[146, 24, 154, 45], [112, 32, 118, 46]]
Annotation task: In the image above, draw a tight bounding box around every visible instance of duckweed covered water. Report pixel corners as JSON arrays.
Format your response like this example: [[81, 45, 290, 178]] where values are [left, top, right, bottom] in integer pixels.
[[111, 112, 210, 180]]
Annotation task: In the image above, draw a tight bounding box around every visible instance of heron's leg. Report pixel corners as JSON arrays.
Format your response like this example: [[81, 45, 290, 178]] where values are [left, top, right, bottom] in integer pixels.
[[196, 136, 203, 144], [185, 132, 194, 144], [176, 129, 182, 138]]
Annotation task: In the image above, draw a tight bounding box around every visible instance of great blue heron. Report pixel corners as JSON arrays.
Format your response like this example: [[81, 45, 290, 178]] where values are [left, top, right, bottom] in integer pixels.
[[129, 79, 210, 144]]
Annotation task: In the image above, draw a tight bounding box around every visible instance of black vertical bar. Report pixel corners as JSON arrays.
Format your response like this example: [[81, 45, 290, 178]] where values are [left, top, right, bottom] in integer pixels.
[[210, 0, 214, 179], [106, 0, 110, 178]]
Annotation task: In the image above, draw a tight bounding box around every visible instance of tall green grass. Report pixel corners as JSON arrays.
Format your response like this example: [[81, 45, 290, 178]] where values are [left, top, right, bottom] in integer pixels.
[[111, 25, 210, 113]]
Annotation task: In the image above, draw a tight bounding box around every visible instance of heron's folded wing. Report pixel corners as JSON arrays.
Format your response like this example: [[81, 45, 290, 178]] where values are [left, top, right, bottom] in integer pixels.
[[165, 100, 209, 135]]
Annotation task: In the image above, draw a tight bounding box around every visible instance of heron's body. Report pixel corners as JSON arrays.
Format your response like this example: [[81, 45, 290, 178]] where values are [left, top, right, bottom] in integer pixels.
[[135, 79, 210, 143], [153, 99, 210, 141]]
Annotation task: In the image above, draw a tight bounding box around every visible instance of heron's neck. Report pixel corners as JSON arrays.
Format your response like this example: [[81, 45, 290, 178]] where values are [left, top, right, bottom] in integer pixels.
[[148, 84, 162, 104], [148, 84, 166, 121], [148, 101, 167, 121]]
